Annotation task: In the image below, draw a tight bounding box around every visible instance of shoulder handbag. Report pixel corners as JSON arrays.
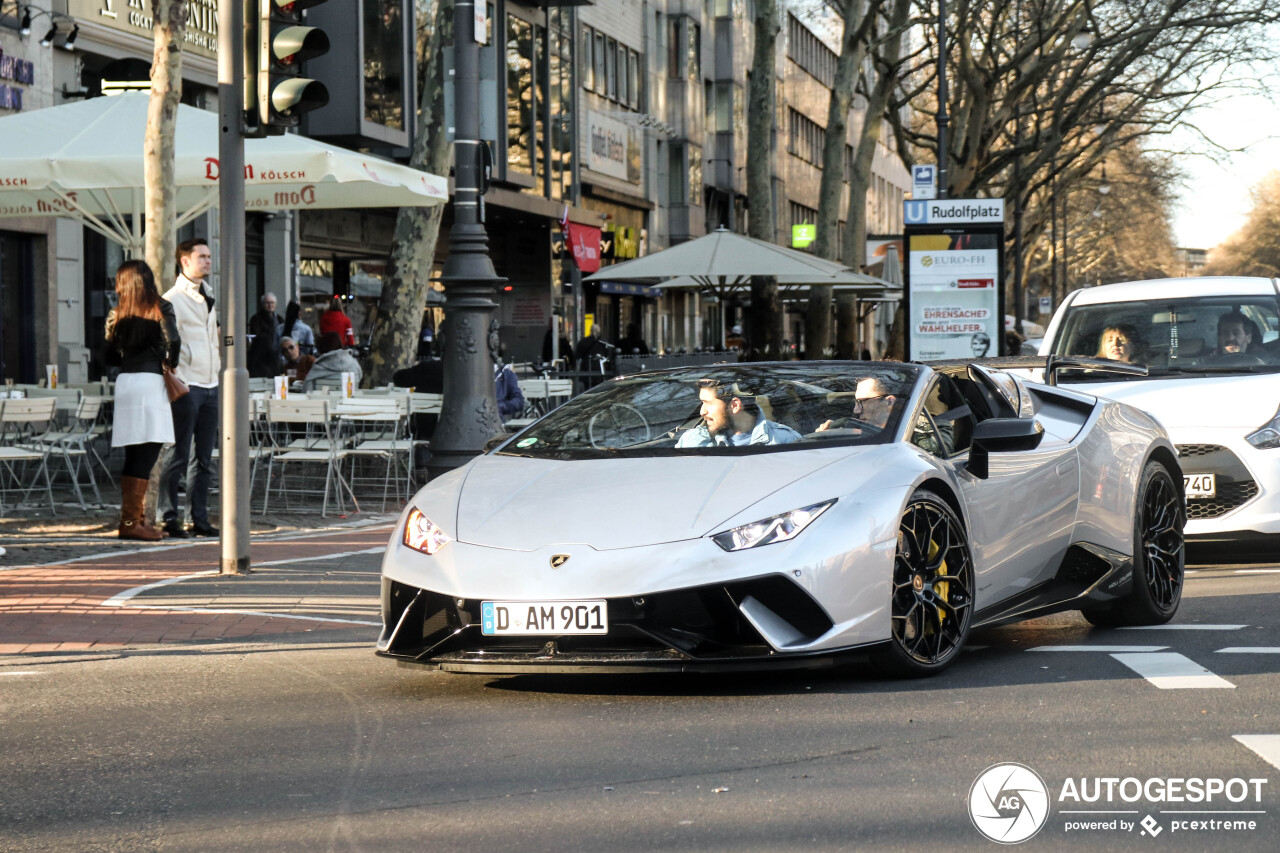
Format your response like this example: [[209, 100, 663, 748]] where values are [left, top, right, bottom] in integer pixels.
[[163, 367, 190, 403]]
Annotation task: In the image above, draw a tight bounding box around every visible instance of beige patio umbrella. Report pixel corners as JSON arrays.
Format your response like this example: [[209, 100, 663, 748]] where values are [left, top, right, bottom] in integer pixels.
[[0, 93, 448, 256]]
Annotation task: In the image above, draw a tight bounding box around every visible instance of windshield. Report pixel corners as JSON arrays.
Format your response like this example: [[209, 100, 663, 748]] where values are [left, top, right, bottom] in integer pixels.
[[497, 363, 922, 460], [1049, 294, 1280, 380]]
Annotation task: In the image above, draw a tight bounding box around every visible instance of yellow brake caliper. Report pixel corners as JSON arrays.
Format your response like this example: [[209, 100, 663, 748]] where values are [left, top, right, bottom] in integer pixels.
[[929, 538, 950, 626]]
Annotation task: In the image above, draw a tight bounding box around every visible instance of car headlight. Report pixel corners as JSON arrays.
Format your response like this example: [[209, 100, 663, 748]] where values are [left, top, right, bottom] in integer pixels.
[[1246, 408, 1280, 449], [403, 507, 451, 555], [711, 501, 835, 552]]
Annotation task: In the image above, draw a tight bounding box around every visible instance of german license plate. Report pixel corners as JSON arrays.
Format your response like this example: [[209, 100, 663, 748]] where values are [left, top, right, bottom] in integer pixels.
[[481, 600, 608, 635], [1184, 473, 1215, 499]]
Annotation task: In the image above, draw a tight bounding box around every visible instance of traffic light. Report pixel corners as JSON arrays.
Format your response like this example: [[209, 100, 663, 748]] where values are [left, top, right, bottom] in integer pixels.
[[258, 0, 330, 134]]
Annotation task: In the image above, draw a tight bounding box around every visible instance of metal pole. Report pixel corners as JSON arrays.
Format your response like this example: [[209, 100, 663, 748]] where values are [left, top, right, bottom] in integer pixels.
[[1049, 169, 1058, 309], [218, 0, 249, 574], [428, 0, 504, 477], [935, 0, 949, 200]]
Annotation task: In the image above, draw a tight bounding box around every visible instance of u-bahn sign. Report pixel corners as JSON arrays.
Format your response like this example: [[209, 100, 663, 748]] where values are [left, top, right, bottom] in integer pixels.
[[903, 198, 1006, 360]]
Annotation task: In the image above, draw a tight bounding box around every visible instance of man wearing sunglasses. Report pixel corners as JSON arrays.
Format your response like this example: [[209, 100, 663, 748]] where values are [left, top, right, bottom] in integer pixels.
[[676, 379, 801, 447], [817, 377, 896, 433]]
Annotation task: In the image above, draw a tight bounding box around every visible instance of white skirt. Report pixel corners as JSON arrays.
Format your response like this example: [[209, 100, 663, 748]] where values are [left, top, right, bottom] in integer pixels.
[[111, 372, 176, 447]]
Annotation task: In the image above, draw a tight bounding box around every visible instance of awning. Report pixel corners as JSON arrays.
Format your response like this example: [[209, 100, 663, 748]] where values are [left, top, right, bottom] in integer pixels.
[[0, 93, 448, 256]]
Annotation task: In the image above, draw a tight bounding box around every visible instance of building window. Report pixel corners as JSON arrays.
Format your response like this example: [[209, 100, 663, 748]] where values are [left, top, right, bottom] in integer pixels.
[[688, 22, 701, 80], [787, 13, 836, 89], [581, 25, 595, 92], [689, 144, 703, 200], [668, 18, 683, 79], [788, 107, 824, 166], [594, 32, 607, 95], [628, 49, 642, 110], [506, 14, 534, 177], [606, 37, 618, 100], [668, 143, 686, 204]]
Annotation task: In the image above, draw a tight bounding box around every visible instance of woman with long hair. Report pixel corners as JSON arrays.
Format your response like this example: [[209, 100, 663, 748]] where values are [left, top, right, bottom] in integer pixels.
[[278, 299, 316, 354], [104, 260, 180, 540]]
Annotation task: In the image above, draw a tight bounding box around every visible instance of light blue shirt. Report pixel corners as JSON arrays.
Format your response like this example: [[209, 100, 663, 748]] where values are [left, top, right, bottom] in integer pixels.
[[676, 418, 802, 448]]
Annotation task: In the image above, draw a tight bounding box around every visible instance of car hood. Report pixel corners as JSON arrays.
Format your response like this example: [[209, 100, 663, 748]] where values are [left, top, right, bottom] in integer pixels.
[[453, 448, 856, 551], [1062, 373, 1280, 430]]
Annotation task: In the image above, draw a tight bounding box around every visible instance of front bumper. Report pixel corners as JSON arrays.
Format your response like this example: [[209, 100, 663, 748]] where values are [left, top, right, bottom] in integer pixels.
[[1174, 435, 1280, 536], [375, 575, 868, 673]]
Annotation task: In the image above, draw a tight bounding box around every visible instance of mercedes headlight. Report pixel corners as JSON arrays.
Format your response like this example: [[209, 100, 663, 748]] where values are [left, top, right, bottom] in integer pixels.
[[1246, 407, 1280, 450], [403, 507, 451, 555], [711, 501, 835, 552]]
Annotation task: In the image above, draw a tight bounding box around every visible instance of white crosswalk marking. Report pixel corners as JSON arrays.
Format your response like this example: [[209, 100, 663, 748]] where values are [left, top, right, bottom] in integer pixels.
[[1111, 653, 1235, 689], [1216, 648, 1280, 654], [1234, 735, 1280, 770], [1028, 645, 1168, 653]]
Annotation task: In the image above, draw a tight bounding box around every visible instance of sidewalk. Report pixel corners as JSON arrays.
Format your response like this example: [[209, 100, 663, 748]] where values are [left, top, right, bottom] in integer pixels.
[[0, 521, 396, 655]]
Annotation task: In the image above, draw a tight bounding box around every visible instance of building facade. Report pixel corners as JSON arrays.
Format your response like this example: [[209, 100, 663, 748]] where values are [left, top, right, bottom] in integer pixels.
[[0, 0, 910, 384]]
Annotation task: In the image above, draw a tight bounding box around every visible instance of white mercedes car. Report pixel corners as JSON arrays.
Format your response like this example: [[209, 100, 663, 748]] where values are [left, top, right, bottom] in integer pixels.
[[1039, 276, 1280, 551], [377, 361, 1183, 677]]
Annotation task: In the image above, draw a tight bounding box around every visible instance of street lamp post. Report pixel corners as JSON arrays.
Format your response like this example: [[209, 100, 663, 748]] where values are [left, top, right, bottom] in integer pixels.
[[428, 0, 505, 479]]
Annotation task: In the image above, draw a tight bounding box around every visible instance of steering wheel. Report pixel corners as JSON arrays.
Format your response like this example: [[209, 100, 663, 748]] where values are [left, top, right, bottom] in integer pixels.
[[588, 404, 651, 448]]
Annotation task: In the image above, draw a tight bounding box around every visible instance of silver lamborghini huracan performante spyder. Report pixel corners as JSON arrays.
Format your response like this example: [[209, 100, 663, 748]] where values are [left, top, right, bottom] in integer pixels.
[[377, 361, 1185, 677]]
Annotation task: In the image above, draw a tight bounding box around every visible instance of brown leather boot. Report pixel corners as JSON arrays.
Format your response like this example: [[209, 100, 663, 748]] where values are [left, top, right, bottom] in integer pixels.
[[119, 476, 162, 541]]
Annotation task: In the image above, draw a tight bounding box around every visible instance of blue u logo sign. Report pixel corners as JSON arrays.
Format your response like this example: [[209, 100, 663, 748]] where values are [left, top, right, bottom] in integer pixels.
[[904, 201, 927, 224]]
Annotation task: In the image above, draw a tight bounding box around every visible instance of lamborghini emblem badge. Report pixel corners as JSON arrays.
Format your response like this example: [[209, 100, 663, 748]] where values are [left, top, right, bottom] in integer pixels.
[[550, 554, 570, 569]]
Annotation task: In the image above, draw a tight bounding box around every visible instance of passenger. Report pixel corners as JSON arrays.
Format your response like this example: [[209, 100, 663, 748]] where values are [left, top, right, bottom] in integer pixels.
[[677, 379, 801, 447], [816, 377, 897, 432], [1096, 323, 1143, 363], [1208, 310, 1254, 358]]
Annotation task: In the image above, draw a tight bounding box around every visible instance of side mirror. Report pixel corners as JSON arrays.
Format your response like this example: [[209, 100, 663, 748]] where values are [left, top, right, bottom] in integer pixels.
[[482, 432, 510, 453], [968, 418, 1044, 479]]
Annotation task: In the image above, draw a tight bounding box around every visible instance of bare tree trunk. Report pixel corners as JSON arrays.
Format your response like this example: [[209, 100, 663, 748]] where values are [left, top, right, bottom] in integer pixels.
[[745, 0, 782, 361], [840, 0, 909, 361], [808, 0, 876, 360], [366, 0, 455, 387], [143, 0, 187, 526]]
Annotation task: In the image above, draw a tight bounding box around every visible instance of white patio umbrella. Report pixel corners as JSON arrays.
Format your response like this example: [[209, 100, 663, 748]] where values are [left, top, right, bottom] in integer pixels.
[[0, 93, 448, 255], [583, 227, 877, 295]]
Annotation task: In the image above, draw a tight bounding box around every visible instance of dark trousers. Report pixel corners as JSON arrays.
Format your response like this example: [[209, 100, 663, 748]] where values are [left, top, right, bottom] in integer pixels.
[[162, 385, 218, 524]]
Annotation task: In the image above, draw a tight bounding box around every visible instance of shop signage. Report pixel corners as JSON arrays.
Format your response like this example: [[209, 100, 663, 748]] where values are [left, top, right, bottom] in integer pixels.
[[68, 0, 219, 60], [0, 48, 35, 112], [607, 224, 639, 260], [791, 223, 815, 248], [903, 198, 1005, 360], [585, 111, 641, 185]]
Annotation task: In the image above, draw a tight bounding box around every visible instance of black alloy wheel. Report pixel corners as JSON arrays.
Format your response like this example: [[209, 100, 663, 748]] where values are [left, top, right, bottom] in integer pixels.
[[1084, 460, 1185, 627], [873, 489, 975, 677]]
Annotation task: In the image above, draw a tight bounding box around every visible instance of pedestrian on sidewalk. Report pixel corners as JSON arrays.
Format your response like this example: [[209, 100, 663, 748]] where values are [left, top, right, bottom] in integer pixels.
[[161, 238, 220, 539], [104, 260, 180, 541]]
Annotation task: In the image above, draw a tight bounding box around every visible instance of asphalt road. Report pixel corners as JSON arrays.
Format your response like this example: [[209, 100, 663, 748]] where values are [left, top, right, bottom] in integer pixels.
[[3, 556, 1280, 852]]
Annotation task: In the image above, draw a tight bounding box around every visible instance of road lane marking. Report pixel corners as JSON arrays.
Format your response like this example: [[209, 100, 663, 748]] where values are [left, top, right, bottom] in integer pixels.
[[1233, 735, 1280, 771], [1234, 569, 1280, 574], [1216, 648, 1280, 654], [253, 547, 385, 567], [0, 671, 44, 676], [1110, 653, 1235, 689], [1029, 645, 1168, 653], [102, 571, 380, 626], [1120, 624, 1247, 631]]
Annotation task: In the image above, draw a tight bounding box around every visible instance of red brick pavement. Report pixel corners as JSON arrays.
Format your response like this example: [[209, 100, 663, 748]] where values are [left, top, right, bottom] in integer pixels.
[[0, 526, 394, 654]]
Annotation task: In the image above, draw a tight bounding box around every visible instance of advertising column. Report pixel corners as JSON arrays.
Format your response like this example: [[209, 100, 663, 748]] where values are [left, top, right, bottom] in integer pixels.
[[902, 199, 1006, 360]]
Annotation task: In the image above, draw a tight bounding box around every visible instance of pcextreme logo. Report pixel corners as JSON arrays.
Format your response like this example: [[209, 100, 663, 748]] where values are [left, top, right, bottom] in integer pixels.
[[969, 763, 1051, 844]]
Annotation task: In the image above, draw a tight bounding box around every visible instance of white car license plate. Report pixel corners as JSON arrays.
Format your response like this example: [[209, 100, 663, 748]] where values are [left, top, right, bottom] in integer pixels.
[[1184, 473, 1215, 499], [481, 600, 608, 635]]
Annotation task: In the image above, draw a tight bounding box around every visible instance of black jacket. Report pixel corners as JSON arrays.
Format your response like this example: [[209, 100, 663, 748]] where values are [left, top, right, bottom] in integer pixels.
[[104, 301, 181, 375]]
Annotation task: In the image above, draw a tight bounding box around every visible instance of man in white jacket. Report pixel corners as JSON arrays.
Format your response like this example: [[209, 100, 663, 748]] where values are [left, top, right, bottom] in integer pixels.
[[160, 238, 220, 538]]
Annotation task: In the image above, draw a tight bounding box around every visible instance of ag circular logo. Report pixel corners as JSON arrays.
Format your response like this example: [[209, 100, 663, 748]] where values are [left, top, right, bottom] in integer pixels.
[[968, 763, 1050, 844]]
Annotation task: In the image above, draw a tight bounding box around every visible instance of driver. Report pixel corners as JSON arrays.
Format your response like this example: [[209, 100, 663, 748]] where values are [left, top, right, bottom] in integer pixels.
[[677, 379, 801, 447], [1208, 310, 1255, 358], [816, 377, 897, 432]]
